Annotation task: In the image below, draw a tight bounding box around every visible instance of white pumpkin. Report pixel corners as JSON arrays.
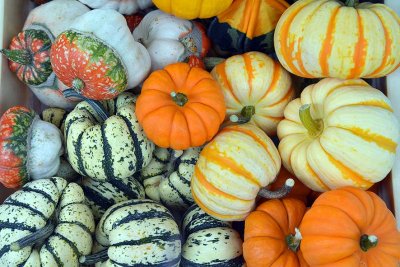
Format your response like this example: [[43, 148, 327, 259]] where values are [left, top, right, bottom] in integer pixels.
[[78, 0, 153, 15]]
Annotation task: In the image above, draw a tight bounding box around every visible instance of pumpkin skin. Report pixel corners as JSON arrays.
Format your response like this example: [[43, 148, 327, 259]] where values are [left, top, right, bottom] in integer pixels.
[[211, 51, 294, 135], [152, 0, 234, 19], [78, 0, 153, 15], [274, 0, 400, 79], [191, 123, 281, 221], [299, 187, 400, 266], [136, 63, 226, 150], [133, 10, 211, 71], [51, 9, 151, 100], [243, 198, 308, 267], [208, 0, 289, 55], [277, 78, 400, 192], [64, 92, 154, 181]]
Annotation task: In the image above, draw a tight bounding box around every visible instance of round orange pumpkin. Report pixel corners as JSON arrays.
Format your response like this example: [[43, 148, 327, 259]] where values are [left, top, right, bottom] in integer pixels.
[[244, 198, 308, 267], [300, 187, 400, 266], [136, 63, 226, 150]]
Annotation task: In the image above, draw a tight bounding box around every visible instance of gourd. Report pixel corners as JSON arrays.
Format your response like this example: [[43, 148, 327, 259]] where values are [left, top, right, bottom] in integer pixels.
[[243, 198, 308, 267], [81, 175, 145, 220], [41, 107, 68, 133], [0, 106, 63, 188], [80, 199, 181, 266], [208, 0, 289, 55], [78, 0, 153, 15], [211, 51, 294, 135], [64, 91, 154, 181], [299, 187, 400, 266], [277, 78, 400, 192], [181, 204, 244, 266], [0, 177, 95, 266], [133, 10, 211, 71], [50, 9, 151, 100], [152, 0, 234, 19], [191, 123, 293, 221], [136, 62, 226, 150], [274, 0, 400, 79], [1, 0, 90, 109]]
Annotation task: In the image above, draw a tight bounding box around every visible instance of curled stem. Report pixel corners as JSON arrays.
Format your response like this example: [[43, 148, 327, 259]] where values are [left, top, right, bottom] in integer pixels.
[[79, 248, 109, 265], [258, 178, 294, 199], [11, 222, 55, 251], [63, 89, 109, 121]]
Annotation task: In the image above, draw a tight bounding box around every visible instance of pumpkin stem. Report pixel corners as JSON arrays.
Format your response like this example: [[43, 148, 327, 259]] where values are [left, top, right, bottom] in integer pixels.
[[79, 248, 109, 265], [203, 57, 225, 71], [344, 0, 359, 7], [286, 228, 302, 252], [230, 106, 255, 124], [10, 221, 55, 251], [171, 92, 188, 107], [258, 178, 294, 199], [1, 48, 33, 65], [360, 234, 378, 252], [299, 104, 324, 137], [63, 89, 109, 121]]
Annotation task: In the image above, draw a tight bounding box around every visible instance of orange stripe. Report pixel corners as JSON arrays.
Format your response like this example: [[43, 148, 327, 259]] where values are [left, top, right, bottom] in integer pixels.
[[258, 61, 280, 102], [306, 163, 330, 191], [348, 10, 368, 79], [354, 100, 393, 112], [243, 53, 254, 98], [215, 62, 241, 105], [268, 86, 294, 107], [320, 6, 340, 76], [325, 81, 369, 97], [246, 0, 261, 39]]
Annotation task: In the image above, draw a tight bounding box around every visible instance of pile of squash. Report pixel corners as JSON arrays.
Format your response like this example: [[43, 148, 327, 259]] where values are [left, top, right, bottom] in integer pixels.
[[1, 0, 400, 266]]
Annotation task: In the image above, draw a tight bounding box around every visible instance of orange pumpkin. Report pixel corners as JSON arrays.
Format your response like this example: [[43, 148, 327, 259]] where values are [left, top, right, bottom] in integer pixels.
[[244, 198, 308, 267], [300, 187, 400, 266], [136, 63, 226, 150]]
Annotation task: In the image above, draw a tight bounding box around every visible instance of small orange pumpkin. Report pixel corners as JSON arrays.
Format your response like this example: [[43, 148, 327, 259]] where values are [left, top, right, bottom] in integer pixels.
[[300, 187, 400, 266], [136, 63, 226, 150]]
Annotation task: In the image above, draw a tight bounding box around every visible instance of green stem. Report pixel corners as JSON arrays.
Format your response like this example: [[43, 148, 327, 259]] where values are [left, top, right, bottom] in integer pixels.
[[1, 49, 32, 65], [286, 228, 302, 252], [230, 106, 255, 124], [79, 249, 109, 265], [344, 0, 359, 7], [10, 222, 55, 251], [171, 92, 188, 107], [299, 104, 323, 137], [360, 234, 378, 252], [63, 89, 109, 121], [258, 178, 294, 199]]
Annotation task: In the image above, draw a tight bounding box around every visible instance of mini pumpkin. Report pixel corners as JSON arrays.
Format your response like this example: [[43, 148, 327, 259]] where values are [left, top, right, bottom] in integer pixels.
[[78, 0, 153, 15], [277, 78, 400, 192], [136, 62, 226, 150]]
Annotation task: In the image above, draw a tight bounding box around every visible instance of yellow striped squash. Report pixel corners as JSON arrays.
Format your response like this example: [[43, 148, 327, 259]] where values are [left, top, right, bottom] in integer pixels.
[[274, 0, 400, 79], [191, 123, 281, 221], [277, 78, 400, 192], [211, 51, 294, 135]]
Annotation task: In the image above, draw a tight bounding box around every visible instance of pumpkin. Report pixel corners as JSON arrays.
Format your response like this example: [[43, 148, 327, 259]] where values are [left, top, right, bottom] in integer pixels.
[[274, 0, 400, 79], [0, 177, 95, 266], [208, 0, 289, 55], [191, 123, 295, 221], [299, 187, 400, 266], [133, 10, 211, 71], [80, 199, 181, 266], [81, 175, 145, 221], [211, 51, 294, 135], [181, 204, 244, 266], [277, 78, 400, 192], [136, 62, 226, 150], [78, 0, 153, 15], [0, 106, 63, 188], [50, 9, 151, 100], [1, 0, 90, 109], [64, 91, 154, 181], [243, 198, 307, 267], [152, 0, 234, 19]]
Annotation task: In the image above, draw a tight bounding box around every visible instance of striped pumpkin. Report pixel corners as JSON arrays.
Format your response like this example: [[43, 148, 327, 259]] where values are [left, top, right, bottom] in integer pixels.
[[81, 175, 145, 221], [277, 78, 400, 192], [191, 123, 281, 221], [211, 51, 294, 135], [90, 199, 181, 266], [0, 177, 95, 266], [181, 205, 244, 266], [64, 92, 154, 181], [274, 0, 400, 79]]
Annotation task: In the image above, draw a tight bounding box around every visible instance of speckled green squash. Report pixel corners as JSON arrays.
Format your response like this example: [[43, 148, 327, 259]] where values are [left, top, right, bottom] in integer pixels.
[[64, 92, 154, 181], [181, 205, 244, 266], [41, 108, 69, 133]]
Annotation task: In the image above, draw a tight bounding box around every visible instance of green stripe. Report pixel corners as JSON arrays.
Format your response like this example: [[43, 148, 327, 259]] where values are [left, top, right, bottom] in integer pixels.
[[165, 178, 192, 207], [101, 124, 114, 180], [108, 177, 142, 199], [176, 169, 191, 186], [112, 233, 181, 247], [43, 240, 63, 267], [22, 188, 56, 206], [3, 200, 48, 221], [110, 256, 181, 267], [76, 132, 89, 177], [57, 221, 93, 236], [181, 255, 244, 267], [112, 210, 174, 230], [52, 233, 81, 259]]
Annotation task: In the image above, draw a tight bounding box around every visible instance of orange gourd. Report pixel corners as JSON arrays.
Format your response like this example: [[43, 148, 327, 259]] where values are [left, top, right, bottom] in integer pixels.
[[300, 187, 400, 266], [244, 198, 308, 267], [136, 63, 226, 150]]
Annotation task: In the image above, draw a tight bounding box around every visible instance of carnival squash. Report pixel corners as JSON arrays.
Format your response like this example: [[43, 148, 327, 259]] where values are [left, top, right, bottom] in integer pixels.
[[78, 0, 153, 15], [136, 63, 226, 150], [277, 78, 400, 192], [274, 0, 400, 79]]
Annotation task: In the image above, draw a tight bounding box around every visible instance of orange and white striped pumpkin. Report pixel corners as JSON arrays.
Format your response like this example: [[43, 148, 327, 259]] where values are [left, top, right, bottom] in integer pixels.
[[191, 123, 281, 221], [211, 52, 294, 135], [274, 0, 400, 79], [277, 78, 400, 192]]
